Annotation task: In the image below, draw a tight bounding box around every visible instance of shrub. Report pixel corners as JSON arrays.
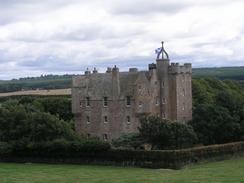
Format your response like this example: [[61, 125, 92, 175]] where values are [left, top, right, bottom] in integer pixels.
[[112, 133, 144, 149], [139, 116, 197, 149], [0, 142, 13, 156]]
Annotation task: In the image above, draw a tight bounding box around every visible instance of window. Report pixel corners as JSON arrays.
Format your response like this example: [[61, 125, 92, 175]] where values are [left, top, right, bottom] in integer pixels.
[[127, 116, 131, 123], [103, 134, 108, 141], [139, 101, 143, 107], [87, 133, 90, 138], [79, 101, 82, 107], [156, 96, 159, 105], [104, 116, 108, 123], [86, 116, 90, 124], [162, 113, 166, 119], [162, 98, 166, 104], [86, 97, 90, 107], [182, 89, 185, 96], [103, 97, 108, 107], [182, 76, 185, 82], [182, 103, 185, 111], [162, 81, 165, 87], [126, 96, 131, 106]]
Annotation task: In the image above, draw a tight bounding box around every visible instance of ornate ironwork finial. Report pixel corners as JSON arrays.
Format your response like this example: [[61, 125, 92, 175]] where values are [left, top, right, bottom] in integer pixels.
[[157, 41, 169, 60]]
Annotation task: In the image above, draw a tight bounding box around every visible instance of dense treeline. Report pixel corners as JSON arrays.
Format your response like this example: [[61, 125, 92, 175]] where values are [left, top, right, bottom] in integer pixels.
[[0, 99, 110, 155], [0, 67, 244, 93], [191, 78, 244, 145], [0, 96, 73, 121]]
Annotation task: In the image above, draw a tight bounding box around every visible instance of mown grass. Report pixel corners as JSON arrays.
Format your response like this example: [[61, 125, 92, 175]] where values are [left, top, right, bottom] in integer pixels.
[[0, 157, 244, 183]]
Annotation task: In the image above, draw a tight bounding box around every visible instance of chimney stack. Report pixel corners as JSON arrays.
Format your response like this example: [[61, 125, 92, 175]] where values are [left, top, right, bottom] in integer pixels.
[[85, 68, 91, 75], [93, 67, 98, 74], [112, 65, 120, 99]]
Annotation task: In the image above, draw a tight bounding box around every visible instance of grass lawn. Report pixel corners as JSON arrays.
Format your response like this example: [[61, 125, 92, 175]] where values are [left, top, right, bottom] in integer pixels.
[[0, 158, 244, 183]]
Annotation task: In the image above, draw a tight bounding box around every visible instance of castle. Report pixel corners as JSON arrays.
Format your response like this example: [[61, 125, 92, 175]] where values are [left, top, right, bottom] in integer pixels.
[[72, 42, 192, 141]]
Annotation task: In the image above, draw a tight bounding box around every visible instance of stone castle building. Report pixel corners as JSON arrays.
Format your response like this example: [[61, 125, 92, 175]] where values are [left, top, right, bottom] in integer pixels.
[[72, 42, 192, 141]]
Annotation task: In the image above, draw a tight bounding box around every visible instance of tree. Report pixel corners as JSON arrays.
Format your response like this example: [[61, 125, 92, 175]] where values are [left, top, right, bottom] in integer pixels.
[[0, 100, 76, 144], [191, 104, 241, 145], [112, 133, 144, 149], [33, 97, 73, 121], [0, 100, 31, 142], [28, 112, 76, 142], [216, 90, 244, 117], [138, 116, 197, 149], [169, 122, 198, 149]]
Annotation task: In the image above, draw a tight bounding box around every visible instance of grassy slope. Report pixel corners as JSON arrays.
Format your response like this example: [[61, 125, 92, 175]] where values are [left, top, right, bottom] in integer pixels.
[[0, 157, 244, 183]]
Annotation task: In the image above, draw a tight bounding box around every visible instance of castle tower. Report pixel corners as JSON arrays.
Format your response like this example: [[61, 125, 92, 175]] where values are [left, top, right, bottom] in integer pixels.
[[156, 41, 170, 118]]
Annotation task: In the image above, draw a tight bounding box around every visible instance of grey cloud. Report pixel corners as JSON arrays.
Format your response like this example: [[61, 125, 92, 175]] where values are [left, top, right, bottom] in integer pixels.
[[0, 0, 244, 79], [109, 0, 191, 15], [16, 53, 153, 73]]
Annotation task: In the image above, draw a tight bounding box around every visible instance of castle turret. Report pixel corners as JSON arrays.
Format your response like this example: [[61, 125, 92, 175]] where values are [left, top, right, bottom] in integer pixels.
[[156, 41, 170, 118], [112, 65, 120, 100]]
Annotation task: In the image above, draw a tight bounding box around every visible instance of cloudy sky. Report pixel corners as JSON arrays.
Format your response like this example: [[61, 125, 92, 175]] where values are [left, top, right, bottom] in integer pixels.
[[0, 0, 244, 79]]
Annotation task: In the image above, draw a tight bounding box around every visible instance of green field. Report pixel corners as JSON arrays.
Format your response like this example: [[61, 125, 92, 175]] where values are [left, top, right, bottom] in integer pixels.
[[0, 158, 244, 183]]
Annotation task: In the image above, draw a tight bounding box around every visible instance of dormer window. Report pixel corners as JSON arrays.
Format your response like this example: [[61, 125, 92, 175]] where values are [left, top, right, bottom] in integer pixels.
[[126, 96, 131, 106], [86, 97, 90, 107], [103, 97, 108, 107]]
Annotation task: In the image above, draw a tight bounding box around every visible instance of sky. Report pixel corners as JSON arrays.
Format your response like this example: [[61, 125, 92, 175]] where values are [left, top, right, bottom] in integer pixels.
[[0, 0, 244, 79]]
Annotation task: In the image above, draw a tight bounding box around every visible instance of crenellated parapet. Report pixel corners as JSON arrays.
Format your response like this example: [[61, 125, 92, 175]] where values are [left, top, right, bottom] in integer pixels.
[[168, 62, 192, 74]]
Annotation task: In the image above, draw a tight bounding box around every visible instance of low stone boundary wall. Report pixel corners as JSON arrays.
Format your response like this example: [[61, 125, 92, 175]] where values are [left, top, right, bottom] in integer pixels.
[[1, 141, 244, 169]]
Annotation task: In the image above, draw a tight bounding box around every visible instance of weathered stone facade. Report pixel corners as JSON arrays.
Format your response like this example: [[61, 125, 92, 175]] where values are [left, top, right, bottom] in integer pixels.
[[72, 42, 192, 141]]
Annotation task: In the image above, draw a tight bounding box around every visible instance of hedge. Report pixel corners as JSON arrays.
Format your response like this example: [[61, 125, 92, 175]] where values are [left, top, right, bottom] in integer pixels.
[[1, 141, 244, 169]]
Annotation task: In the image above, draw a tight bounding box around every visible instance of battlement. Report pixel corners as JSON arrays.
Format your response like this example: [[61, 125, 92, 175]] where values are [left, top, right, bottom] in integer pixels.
[[129, 68, 138, 72], [148, 63, 157, 70], [169, 62, 192, 74]]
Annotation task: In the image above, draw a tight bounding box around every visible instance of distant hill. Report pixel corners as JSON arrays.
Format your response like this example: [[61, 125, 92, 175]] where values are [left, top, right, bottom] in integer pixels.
[[0, 74, 73, 93], [0, 67, 243, 93], [192, 66, 244, 80]]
